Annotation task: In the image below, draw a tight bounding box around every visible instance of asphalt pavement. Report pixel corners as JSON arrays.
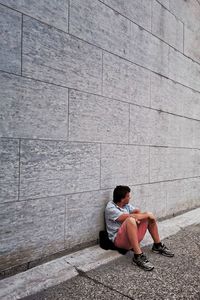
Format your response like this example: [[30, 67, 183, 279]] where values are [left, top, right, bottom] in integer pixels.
[[21, 223, 200, 300]]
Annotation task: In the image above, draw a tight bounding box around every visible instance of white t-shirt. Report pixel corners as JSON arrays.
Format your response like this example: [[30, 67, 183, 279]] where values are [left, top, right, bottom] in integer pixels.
[[104, 200, 137, 243]]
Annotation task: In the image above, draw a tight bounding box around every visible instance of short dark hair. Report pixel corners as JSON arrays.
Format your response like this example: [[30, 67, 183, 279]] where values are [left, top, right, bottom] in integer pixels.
[[113, 185, 131, 204]]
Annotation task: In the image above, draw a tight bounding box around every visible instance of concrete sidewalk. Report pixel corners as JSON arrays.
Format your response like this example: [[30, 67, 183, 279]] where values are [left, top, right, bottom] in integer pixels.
[[22, 223, 200, 300], [0, 207, 200, 300]]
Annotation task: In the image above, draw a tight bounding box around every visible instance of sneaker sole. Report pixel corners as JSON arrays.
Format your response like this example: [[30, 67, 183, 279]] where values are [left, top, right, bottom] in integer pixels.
[[152, 249, 174, 257], [132, 260, 154, 271]]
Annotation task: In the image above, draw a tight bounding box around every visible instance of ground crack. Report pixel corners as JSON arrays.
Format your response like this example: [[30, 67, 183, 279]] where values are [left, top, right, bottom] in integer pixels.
[[73, 266, 135, 300]]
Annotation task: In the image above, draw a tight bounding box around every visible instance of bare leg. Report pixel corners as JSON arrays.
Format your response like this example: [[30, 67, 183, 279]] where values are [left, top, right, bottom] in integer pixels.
[[147, 219, 161, 243], [125, 217, 143, 254]]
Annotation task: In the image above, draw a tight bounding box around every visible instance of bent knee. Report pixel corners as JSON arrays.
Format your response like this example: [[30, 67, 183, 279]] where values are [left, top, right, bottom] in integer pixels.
[[147, 211, 157, 221], [125, 216, 137, 225], [145, 211, 155, 217]]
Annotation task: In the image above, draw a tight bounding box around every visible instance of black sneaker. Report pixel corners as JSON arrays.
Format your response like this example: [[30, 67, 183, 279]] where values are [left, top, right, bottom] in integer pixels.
[[152, 242, 174, 257], [132, 253, 154, 271]]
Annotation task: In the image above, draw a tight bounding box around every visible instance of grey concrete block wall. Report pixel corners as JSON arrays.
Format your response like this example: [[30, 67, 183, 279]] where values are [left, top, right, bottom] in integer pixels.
[[69, 90, 129, 143], [23, 16, 102, 94], [102, 52, 151, 107], [19, 140, 100, 200], [0, 195, 66, 270], [0, 5, 21, 74], [0, 0, 69, 32], [0, 0, 200, 271], [184, 26, 200, 64], [151, 0, 184, 52], [0, 72, 69, 139]]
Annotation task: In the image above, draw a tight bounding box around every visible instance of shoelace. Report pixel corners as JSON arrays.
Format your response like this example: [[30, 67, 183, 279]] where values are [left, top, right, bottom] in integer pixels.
[[161, 243, 169, 250], [140, 253, 149, 263]]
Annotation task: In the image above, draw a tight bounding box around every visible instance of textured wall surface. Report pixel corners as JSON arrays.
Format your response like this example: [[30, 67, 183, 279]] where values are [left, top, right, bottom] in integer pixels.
[[0, 0, 200, 271]]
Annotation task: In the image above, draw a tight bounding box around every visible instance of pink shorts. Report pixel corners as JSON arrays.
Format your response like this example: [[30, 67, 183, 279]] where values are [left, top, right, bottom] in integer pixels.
[[114, 218, 148, 250]]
